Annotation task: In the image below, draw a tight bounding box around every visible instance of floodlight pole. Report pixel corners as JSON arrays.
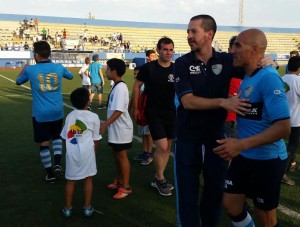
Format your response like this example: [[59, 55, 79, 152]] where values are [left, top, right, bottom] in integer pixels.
[[238, 0, 244, 27]]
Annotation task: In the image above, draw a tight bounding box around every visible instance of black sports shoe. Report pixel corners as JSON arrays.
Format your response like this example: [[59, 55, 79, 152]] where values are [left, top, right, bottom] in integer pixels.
[[151, 178, 174, 190], [53, 165, 64, 176], [151, 178, 172, 196], [45, 174, 56, 183], [97, 105, 105, 109]]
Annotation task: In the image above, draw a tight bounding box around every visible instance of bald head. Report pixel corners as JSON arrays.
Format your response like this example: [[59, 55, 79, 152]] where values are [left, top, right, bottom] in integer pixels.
[[237, 29, 267, 53], [231, 29, 268, 75]]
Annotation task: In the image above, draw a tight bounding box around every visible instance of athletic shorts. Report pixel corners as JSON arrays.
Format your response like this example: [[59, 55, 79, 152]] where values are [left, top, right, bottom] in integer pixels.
[[32, 117, 63, 143], [139, 125, 150, 136], [108, 142, 132, 152], [146, 108, 175, 141], [82, 85, 91, 90], [224, 155, 286, 211], [91, 83, 103, 94]]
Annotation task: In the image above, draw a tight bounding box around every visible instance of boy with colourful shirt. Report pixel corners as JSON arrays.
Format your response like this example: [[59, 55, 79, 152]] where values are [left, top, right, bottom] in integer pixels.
[[61, 87, 102, 218]]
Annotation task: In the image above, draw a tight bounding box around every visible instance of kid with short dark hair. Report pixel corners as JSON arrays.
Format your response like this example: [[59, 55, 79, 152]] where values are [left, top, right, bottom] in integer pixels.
[[60, 87, 102, 217], [16, 41, 73, 183], [79, 57, 91, 97], [100, 58, 133, 199]]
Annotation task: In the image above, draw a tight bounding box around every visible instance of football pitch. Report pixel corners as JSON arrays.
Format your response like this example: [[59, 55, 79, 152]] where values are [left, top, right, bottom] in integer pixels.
[[0, 67, 299, 226]]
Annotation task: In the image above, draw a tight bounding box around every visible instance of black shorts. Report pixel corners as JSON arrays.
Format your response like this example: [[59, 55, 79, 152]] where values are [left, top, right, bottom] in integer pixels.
[[225, 155, 286, 211], [108, 142, 132, 152], [82, 85, 91, 90], [146, 108, 175, 141], [32, 117, 63, 143]]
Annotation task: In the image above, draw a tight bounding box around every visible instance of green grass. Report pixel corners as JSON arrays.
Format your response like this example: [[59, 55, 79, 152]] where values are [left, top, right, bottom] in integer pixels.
[[0, 66, 299, 226]]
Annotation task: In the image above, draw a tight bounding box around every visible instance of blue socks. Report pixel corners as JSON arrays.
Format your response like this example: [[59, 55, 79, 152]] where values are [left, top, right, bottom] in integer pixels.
[[231, 209, 255, 227]]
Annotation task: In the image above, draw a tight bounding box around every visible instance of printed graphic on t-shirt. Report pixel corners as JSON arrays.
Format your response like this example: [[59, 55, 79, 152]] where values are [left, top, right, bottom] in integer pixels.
[[67, 119, 87, 144]]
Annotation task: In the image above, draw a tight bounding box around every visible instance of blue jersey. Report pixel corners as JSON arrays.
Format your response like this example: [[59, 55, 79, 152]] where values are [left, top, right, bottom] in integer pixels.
[[88, 62, 102, 84], [16, 61, 73, 122], [237, 66, 290, 160]]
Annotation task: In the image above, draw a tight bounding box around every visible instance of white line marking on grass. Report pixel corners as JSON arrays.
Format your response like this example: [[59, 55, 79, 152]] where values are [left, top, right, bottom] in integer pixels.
[[133, 135, 142, 143], [94, 209, 104, 215], [0, 74, 30, 90], [4, 94, 30, 97], [0, 74, 76, 110], [278, 204, 300, 220]]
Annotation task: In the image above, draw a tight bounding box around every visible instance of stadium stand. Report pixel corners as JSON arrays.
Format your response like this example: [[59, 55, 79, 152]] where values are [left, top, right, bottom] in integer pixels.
[[0, 14, 299, 57]]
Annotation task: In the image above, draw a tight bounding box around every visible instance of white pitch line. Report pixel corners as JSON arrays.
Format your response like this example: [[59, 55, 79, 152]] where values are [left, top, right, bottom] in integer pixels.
[[278, 204, 300, 220], [0, 74, 75, 110]]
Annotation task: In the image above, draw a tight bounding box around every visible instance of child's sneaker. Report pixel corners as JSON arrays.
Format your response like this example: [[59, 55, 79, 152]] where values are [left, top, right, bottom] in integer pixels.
[[140, 153, 153, 165], [83, 206, 95, 217], [107, 179, 122, 190], [113, 187, 132, 199], [62, 207, 72, 218]]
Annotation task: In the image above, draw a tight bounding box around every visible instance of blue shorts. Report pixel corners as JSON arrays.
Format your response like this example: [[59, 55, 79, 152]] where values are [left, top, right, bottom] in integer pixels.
[[139, 125, 150, 136], [225, 155, 286, 210], [32, 117, 63, 143], [91, 83, 103, 94]]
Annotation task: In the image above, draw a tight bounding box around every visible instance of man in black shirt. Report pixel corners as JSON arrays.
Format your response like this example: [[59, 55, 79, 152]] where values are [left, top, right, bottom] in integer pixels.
[[133, 37, 175, 196]]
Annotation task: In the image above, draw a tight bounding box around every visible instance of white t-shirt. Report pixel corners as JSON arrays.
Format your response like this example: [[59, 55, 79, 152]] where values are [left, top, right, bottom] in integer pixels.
[[282, 74, 300, 127], [79, 64, 91, 85], [60, 109, 102, 180], [107, 82, 133, 143]]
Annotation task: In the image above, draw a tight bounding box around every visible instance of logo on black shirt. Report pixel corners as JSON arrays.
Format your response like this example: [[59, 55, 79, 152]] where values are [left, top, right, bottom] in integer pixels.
[[211, 64, 223, 75], [168, 74, 174, 82], [189, 65, 201, 75]]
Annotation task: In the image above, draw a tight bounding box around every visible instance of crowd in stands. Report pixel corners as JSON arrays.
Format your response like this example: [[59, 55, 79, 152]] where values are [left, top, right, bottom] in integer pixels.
[[1, 19, 145, 53], [3, 18, 297, 54]]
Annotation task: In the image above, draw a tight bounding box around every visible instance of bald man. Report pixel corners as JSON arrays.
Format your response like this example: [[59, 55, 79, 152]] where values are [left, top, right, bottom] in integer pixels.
[[174, 15, 280, 227], [214, 29, 291, 227]]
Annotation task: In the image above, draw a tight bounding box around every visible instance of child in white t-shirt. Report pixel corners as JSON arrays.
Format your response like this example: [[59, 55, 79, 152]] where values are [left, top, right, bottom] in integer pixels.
[[100, 58, 133, 199], [60, 87, 102, 217], [79, 57, 91, 95]]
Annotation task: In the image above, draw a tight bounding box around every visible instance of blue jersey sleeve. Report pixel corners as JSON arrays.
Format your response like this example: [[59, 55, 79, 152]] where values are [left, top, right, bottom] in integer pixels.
[[62, 66, 73, 80], [261, 68, 290, 122], [16, 68, 29, 85]]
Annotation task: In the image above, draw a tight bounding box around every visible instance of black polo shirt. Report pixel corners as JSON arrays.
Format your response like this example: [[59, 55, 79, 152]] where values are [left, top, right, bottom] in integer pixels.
[[137, 60, 175, 112], [174, 50, 244, 143]]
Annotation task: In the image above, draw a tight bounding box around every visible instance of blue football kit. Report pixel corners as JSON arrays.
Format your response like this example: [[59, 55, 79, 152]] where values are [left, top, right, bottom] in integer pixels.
[[16, 61, 73, 122], [237, 66, 290, 160]]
